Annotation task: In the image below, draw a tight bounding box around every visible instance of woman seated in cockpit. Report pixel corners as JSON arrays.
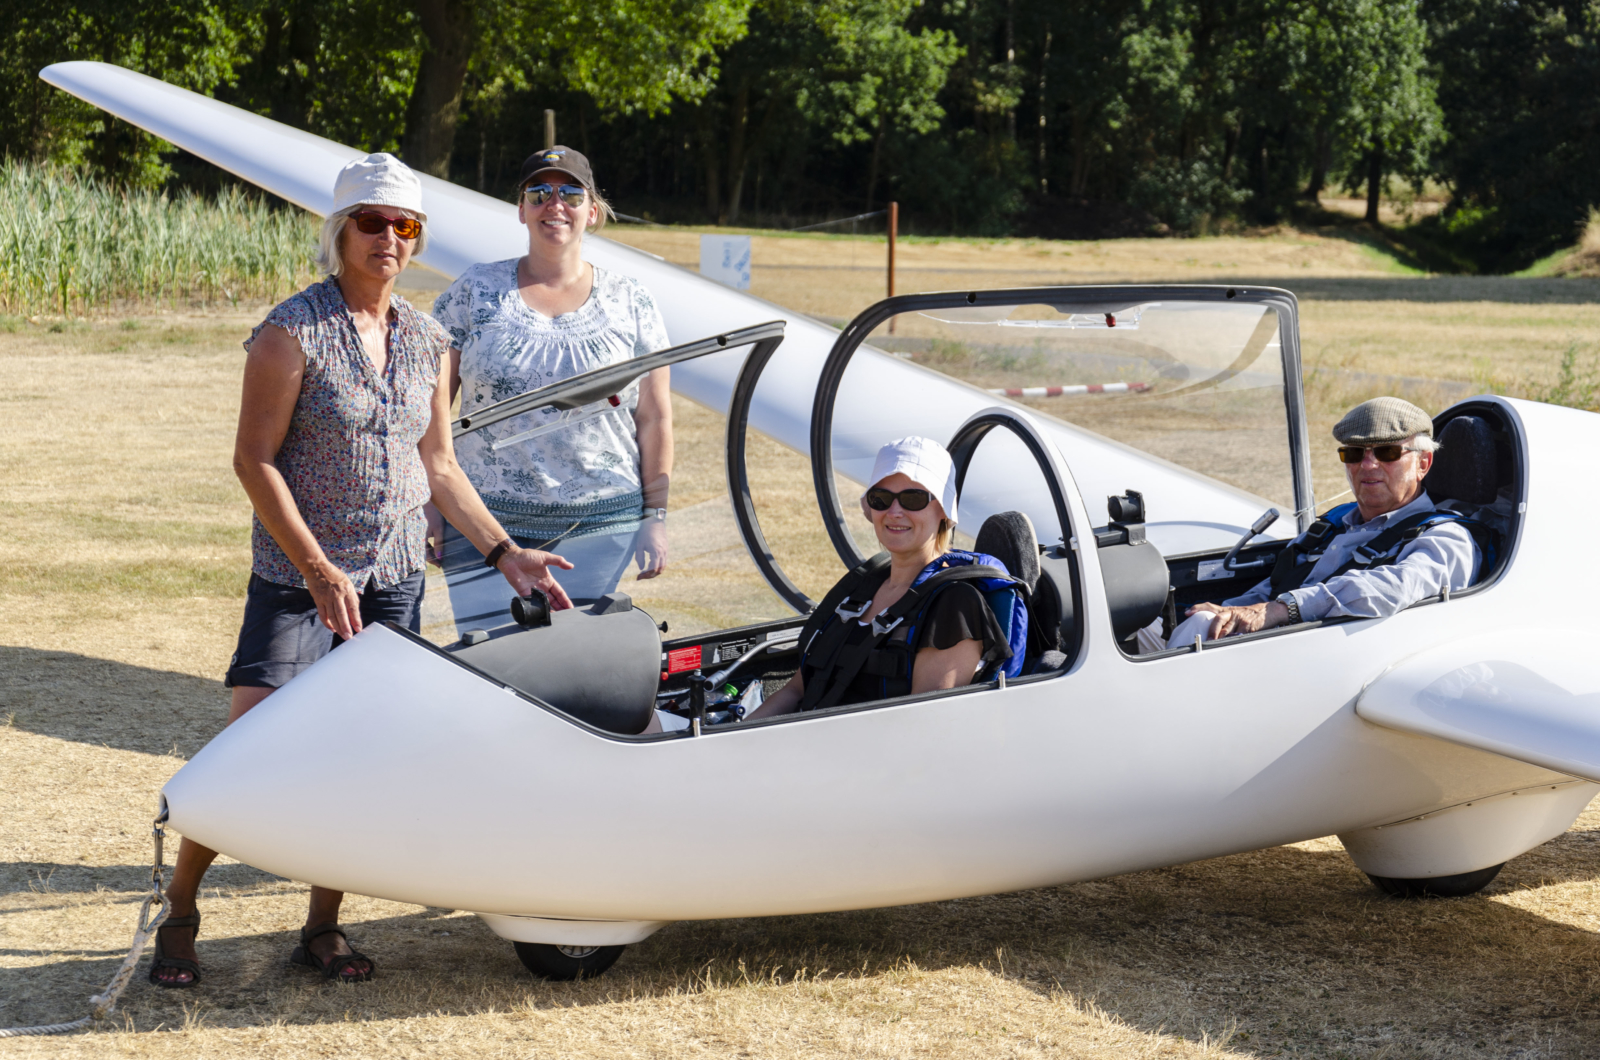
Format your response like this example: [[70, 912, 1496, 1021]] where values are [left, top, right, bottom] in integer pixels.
[[749, 436, 1022, 718]]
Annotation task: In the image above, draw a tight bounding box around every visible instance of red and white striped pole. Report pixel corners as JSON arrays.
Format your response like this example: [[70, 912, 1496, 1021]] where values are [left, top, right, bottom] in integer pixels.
[[989, 382, 1151, 397]]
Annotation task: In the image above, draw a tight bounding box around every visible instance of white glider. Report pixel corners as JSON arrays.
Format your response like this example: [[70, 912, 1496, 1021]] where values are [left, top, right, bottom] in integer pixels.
[[42, 62, 1600, 982]]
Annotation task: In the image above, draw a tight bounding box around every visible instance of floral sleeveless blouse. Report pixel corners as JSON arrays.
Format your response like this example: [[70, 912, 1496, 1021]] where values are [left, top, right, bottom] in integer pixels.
[[245, 277, 447, 589]]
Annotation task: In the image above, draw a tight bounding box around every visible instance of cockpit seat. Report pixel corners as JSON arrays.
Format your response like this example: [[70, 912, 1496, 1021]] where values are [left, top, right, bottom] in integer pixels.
[[1425, 414, 1501, 507], [1423, 413, 1513, 581], [974, 511, 1040, 593], [975, 511, 1070, 674]]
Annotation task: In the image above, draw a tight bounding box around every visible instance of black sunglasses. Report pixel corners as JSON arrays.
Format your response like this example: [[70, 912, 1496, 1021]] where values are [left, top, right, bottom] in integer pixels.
[[1337, 444, 1419, 464], [865, 487, 933, 512], [524, 182, 588, 208], [351, 211, 422, 239]]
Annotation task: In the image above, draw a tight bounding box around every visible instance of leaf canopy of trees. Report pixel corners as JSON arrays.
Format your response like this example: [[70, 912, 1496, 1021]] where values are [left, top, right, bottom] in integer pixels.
[[2, 0, 1596, 269]]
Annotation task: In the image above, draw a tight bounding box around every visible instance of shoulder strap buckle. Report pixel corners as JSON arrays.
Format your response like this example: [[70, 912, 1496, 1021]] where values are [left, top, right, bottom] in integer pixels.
[[835, 598, 872, 622], [871, 613, 905, 637], [1349, 544, 1382, 567]]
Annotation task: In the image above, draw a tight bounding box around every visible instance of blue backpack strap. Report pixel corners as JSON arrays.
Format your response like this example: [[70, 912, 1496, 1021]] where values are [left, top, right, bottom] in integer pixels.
[[906, 551, 1029, 680]]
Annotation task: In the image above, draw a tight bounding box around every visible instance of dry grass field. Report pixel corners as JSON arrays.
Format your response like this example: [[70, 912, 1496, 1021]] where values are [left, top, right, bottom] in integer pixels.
[[4, 229, 1600, 1057]]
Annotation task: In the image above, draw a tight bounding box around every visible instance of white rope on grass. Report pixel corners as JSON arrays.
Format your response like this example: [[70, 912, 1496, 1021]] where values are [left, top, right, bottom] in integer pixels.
[[0, 807, 170, 1038]]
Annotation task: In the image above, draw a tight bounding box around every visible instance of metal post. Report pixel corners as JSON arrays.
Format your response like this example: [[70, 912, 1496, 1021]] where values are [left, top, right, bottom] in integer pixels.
[[544, 110, 556, 150], [887, 202, 899, 334], [887, 201, 898, 299]]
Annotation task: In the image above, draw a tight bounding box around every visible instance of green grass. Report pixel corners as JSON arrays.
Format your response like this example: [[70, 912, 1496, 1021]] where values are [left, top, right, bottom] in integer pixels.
[[0, 160, 320, 317], [1513, 246, 1577, 278]]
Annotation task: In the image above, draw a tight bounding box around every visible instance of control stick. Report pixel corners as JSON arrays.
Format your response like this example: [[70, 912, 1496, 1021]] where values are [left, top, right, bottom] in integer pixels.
[[1222, 508, 1280, 574]]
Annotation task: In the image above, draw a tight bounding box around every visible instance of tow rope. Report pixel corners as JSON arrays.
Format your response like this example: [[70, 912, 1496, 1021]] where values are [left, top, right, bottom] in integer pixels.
[[0, 804, 172, 1037]]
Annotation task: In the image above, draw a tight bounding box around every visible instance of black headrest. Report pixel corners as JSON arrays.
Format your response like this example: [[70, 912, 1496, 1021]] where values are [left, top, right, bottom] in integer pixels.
[[974, 511, 1040, 591], [1423, 415, 1500, 507]]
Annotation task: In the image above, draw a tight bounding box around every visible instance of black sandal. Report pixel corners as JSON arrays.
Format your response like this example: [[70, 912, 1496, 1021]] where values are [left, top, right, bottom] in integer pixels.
[[290, 922, 375, 983], [147, 911, 203, 988]]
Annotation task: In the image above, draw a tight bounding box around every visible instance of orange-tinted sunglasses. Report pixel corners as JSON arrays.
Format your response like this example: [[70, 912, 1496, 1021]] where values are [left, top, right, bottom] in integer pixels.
[[352, 211, 422, 240]]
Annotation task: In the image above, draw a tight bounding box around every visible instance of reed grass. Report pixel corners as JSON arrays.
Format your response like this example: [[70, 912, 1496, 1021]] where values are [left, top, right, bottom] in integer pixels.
[[0, 160, 318, 316]]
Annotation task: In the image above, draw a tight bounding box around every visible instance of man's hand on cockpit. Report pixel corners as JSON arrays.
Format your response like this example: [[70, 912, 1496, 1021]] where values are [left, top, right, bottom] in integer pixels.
[[1188, 600, 1290, 639], [497, 546, 576, 610]]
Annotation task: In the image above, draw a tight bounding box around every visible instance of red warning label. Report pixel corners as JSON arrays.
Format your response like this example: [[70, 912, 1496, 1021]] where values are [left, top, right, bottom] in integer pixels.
[[665, 645, 703, 674]]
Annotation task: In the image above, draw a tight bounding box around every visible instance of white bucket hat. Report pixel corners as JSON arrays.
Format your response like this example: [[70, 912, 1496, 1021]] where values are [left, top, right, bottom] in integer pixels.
[[331, 153, 426, 220], [863, 436, 960, 526]]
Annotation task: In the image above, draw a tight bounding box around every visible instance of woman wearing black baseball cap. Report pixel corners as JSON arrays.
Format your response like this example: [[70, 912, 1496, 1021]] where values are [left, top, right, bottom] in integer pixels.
[[429, 147, 673, 626]]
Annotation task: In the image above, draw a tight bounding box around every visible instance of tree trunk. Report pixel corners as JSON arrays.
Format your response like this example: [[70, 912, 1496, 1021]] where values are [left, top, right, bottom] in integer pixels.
[[1069, 103, 1090, 197], [723, 81, 750, 225], [865, 112, 888, 212], [1365, 146, 1384, 225], [1036, 24, 1050, 193], [401, 0, 477, 178], [1302, 125, 1332, 201], [1005, 0, 1016, 142], [700, 105, 722, 220], [1221, 122, 1241, 182]]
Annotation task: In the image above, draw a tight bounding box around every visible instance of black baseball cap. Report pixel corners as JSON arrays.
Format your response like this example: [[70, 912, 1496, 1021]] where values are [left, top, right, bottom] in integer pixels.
[[516, 146, 595, 193]]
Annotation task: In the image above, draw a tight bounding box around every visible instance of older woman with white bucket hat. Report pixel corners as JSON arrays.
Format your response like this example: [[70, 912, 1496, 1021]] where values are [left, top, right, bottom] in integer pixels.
[[146, 154, 574, 989]]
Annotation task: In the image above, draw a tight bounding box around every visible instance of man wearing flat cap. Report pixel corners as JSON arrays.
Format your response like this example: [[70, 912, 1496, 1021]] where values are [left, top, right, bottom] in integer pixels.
[[1169, 396, 1482, 645]]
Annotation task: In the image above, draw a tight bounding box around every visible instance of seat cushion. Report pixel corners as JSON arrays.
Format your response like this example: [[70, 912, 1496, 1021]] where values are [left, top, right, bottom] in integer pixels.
[[1424, 415, 1500, 507], [974, 511, 1040, 591]]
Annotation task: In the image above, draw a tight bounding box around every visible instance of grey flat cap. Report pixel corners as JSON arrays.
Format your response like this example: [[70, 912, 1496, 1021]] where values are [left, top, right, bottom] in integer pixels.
[[1333, 397, 1434, 446]]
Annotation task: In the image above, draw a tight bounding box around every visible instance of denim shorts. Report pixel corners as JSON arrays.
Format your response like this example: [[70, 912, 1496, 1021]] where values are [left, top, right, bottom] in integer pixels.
[[224, 570, 425, 689]]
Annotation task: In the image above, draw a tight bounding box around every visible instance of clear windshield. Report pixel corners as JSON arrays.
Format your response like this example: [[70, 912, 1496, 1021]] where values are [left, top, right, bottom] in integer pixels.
[[623, 393, 806, 637], [830, 297, 1298, 554], [419, 387, 805, 645]]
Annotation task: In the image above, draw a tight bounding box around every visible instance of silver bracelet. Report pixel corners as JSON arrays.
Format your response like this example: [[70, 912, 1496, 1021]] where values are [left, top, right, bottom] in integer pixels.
[[644, 507, 667, 521]]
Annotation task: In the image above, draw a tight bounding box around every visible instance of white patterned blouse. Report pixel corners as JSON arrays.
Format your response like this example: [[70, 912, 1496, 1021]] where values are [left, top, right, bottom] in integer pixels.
[[432, 260, 670, 541]]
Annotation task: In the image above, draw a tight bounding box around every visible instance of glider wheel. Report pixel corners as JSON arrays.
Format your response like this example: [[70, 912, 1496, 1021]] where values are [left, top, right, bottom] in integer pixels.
[[1366, 862, 1504, 898], [513, 941, 626, 980]]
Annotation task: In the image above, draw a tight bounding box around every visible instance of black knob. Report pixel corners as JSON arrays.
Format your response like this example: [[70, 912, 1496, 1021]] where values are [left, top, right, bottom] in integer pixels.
[[510, 588, 552, 628]]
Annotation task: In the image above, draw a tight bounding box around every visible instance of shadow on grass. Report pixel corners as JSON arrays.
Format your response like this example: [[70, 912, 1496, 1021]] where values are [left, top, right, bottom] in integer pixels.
[[1194, 274, 1600, 303], [1, 645, 229, 759], [0, 860, 282, 901], [3, 836, 1598, 1051]]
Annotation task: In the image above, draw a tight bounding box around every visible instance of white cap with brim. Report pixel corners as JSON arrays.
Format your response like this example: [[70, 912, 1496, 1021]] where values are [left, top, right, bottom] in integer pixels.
[[332, 153, 426, 221], [863, 436, 960, 526]]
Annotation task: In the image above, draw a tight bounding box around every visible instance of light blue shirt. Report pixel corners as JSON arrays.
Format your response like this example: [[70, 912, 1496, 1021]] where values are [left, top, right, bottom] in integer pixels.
[[1228, 492, 1481, 622]]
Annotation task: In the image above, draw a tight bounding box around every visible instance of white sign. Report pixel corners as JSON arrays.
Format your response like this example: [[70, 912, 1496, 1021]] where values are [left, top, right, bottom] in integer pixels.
[[699, 235, 752, 290]]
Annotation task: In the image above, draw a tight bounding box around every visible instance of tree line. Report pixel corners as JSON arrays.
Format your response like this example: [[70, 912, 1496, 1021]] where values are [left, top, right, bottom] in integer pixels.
[[2, 0, 1596, 271]]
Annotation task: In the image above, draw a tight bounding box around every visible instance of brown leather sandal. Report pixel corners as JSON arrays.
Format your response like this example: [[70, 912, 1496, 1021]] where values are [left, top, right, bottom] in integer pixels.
[[289, 922, 375, 983], [147, 911, 202, 988]]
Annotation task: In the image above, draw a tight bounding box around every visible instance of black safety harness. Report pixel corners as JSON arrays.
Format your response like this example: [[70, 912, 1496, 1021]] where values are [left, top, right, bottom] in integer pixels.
[[1268, 500, 1498, 597], [797, 554, 1023, 712]]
